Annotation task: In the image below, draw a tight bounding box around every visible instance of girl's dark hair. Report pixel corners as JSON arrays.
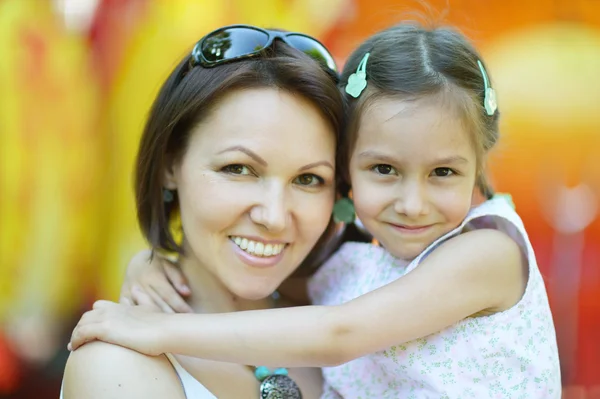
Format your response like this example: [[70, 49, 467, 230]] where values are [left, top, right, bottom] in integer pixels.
[[135, 43, 344, 276], [339, 21, 500, 199]]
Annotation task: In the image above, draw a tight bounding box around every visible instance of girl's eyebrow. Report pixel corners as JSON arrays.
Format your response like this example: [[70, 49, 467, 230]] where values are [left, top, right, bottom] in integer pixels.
[[358, 151, 469, 166], [357, 150, 397, 164], [430, 156, 469, 165]]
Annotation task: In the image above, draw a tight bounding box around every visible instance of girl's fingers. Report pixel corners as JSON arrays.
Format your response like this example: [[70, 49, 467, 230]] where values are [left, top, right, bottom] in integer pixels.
[[162, 259, 191, 297], [147, 285, 176, 314], [131, 286, 167, 313], [150, 272, 193, 313], [119, 294, 133, 306]]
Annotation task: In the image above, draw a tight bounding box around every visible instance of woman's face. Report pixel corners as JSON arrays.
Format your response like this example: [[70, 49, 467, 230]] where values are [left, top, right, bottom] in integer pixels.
[[165, 88, 336, 300]]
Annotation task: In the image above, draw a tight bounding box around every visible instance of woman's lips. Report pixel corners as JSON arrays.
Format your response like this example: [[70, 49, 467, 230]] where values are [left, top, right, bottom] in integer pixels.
[[229, 238, 287, 268]]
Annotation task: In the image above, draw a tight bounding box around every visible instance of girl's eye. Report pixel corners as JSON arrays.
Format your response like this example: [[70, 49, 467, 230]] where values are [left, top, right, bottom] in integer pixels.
[[222, 164, 252, 175], [372, 164, 397, 175], [432, 167, 455, 177], [294, 174, 324, 187]]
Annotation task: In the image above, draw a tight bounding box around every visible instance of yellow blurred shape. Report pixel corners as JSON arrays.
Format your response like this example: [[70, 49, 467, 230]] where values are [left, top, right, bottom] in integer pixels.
[[0, 0, 101, 320]]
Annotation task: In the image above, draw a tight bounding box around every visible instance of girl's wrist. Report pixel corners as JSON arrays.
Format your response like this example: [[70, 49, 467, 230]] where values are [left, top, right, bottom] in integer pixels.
[[157, 313, 181, 355]]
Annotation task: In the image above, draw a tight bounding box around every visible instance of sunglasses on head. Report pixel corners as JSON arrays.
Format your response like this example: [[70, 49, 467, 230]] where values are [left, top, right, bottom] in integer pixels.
[[189, 24, 338, 75]]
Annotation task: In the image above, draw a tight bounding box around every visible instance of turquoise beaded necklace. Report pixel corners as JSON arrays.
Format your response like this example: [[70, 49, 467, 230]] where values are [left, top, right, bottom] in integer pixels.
[[255, 366, 289, 381]]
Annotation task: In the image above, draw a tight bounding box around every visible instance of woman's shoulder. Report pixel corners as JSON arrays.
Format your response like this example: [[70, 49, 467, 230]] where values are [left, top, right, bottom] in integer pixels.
[[62, 341, 186, 399]]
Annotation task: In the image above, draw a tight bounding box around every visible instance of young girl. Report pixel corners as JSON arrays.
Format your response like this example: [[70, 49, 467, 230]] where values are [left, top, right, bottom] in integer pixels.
[[70, 22, 561, 397]]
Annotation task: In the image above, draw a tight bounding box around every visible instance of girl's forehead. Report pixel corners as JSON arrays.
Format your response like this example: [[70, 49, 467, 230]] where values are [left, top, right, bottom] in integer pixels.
[[358, 97, 466, 136], [360, 93, 466, 122], [353, 96, 477, 160]]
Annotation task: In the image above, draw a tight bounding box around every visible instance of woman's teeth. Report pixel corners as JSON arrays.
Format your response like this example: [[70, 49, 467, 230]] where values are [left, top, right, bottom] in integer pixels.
[[230, 236, 285, 257]]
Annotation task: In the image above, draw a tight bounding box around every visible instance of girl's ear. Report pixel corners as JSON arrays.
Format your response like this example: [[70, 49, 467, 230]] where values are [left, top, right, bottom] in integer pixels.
[[476, 173, 495, 200]]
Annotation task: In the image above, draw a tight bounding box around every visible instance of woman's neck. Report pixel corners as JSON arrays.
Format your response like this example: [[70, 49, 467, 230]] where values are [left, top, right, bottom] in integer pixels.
[[177, 252, 274, 314]]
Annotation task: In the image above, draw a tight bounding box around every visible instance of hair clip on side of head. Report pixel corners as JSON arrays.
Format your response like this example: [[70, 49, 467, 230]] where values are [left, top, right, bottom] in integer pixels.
[[345, 53, 370, 98], [477, 60, 497, 116]]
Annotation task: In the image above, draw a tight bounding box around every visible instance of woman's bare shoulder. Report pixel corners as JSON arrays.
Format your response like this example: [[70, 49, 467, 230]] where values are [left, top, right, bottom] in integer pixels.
[[62, 341, 185, 399]]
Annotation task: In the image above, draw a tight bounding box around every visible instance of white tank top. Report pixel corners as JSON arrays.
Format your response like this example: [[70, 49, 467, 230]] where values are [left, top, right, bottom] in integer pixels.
[[165, 353, 216, 398]]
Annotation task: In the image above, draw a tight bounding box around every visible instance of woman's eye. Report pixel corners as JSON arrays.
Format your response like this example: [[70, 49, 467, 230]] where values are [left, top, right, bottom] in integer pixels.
[[294, 174, 324, 187], [432, 167, 455, 177], [222, 164, 251, 175], [372, 164, 396, 175]]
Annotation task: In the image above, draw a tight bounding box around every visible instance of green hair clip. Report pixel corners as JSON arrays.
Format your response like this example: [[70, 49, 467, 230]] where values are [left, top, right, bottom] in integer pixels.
[[477, 60, 497, 116], [345, 52, 370, 98]]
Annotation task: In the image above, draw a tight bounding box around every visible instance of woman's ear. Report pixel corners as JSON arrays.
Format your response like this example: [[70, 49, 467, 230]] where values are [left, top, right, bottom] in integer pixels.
[[163, 156, 179, 190]]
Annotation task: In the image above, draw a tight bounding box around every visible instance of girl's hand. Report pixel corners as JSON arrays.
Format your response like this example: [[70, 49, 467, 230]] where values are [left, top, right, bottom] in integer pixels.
[[68, 300, 169, 355], [119, 249, 193, 313]]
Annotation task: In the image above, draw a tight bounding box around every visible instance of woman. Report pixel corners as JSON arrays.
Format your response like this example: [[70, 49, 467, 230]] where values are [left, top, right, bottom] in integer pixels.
[[61, 25, 344, 399]]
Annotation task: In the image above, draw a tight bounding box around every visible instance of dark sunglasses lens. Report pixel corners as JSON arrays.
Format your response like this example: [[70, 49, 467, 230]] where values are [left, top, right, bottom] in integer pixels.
[[286, 35, 337, 71], [201, 27, 270, 63]]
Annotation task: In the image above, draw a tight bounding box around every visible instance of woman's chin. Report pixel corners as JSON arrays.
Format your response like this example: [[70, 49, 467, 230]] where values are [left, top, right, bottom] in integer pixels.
[[229, 282, 279, 302]]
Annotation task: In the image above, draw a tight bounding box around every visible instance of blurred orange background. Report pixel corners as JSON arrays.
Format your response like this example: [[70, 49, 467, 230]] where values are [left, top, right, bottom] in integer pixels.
[[1, 0, 599, 397]]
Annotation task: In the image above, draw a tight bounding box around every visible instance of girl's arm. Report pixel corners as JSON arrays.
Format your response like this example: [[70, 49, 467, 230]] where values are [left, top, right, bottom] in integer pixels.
[[70, 229, 525, 368]]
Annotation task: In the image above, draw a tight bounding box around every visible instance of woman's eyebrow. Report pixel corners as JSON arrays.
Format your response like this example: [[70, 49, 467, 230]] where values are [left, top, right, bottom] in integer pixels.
[[218, 145, 267, 166], [219, 145, 333, 172]]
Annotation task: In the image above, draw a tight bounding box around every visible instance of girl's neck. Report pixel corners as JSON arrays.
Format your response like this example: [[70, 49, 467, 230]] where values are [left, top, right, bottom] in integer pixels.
[[178, 251, 274, 314]]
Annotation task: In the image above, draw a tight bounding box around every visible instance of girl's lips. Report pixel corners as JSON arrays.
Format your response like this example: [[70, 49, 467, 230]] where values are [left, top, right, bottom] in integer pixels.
[[388, 223, 433, 234]]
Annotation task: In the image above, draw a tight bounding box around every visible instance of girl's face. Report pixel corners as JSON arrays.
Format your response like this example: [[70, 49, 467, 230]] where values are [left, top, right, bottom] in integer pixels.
[[165, 88, 336, 300], [349, 95, 478, 261]]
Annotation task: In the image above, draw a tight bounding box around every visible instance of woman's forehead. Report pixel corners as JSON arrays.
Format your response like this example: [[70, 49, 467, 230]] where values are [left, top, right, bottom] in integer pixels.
[[183, 88, 336, 162]]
